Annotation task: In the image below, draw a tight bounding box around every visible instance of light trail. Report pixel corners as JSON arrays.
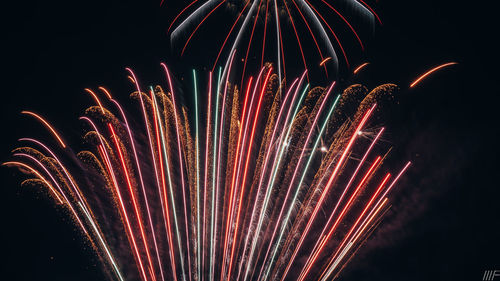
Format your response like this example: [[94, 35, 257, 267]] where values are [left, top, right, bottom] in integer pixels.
[[235, 76, 301, 281], [99, 143, 149, 281], [209, 67, 222, 281], [279, 105, 376, 281], [3, 161, 63, 203], [212, 1, 251, 72], [98, 86, 113, 99], [353, 62, 369, 74], [128, 68, 177, 281], [410, 62, 458, 88], [260, 87, 339, 281], [162, 63, 191, 281], [241, 73, 308, 281], [226, 68, 272, 281], [202, 71, 213, 281], [221, 76, 255, 280], [168, 0, 376, 76], [151, 89, 187, 281], [110, 99, 166, 281], [109, 123, 158, 281], [79, 202, 125, 281], [296, 171, 390, 281], [319, 0, 364, 50], [193, 70, 202, 281], [292, 127, 385, 279], [149, 90, 179, 281], [21, 111, 66, 148], [84, 88, 106, 114], [181, 0, 227, 56], [320, 57, 332, 66]]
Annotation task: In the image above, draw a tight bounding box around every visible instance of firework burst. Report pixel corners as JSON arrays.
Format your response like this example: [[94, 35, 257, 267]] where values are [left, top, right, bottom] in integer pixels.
[[4, 63, 410, 281], [167, 0, 380, 83]]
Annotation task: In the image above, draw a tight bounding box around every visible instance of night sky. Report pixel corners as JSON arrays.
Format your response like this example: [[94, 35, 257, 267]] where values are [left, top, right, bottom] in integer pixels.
[[1, 0, 498, 280]]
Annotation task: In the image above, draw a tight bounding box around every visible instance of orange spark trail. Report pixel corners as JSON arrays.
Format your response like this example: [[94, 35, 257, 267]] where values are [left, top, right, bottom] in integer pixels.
[[353, 62, 369, 74], [85, 88, 106, 114], [21, 111, 66, 148], [98, 86, 113, 99], [320, 57, 332, 66], [410, 62, 458, 88]]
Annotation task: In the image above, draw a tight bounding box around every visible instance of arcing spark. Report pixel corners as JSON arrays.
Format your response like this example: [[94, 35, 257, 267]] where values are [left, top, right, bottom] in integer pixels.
[[5, 66, 410, 281]]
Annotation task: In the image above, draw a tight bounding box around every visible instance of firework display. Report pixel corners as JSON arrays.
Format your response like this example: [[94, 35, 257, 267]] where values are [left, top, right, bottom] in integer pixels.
[[4, 62, 410, 281], [168, 0, 379, 83]]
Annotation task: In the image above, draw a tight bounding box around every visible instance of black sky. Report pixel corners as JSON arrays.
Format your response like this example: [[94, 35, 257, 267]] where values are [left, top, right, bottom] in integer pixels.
[[1, 0, 498, 280]]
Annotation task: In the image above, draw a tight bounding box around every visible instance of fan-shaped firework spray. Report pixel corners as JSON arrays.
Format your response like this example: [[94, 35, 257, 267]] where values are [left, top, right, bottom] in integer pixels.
[[4, 64, 410, 281]]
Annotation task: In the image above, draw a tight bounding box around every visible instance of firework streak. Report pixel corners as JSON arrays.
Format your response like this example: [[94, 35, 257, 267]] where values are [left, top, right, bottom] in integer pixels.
[[5, 65, 410, 281], [169, 0, 380, 82]]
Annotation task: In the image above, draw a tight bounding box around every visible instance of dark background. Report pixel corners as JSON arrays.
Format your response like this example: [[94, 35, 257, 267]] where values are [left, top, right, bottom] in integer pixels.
[[1, 0, 498, 280]]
